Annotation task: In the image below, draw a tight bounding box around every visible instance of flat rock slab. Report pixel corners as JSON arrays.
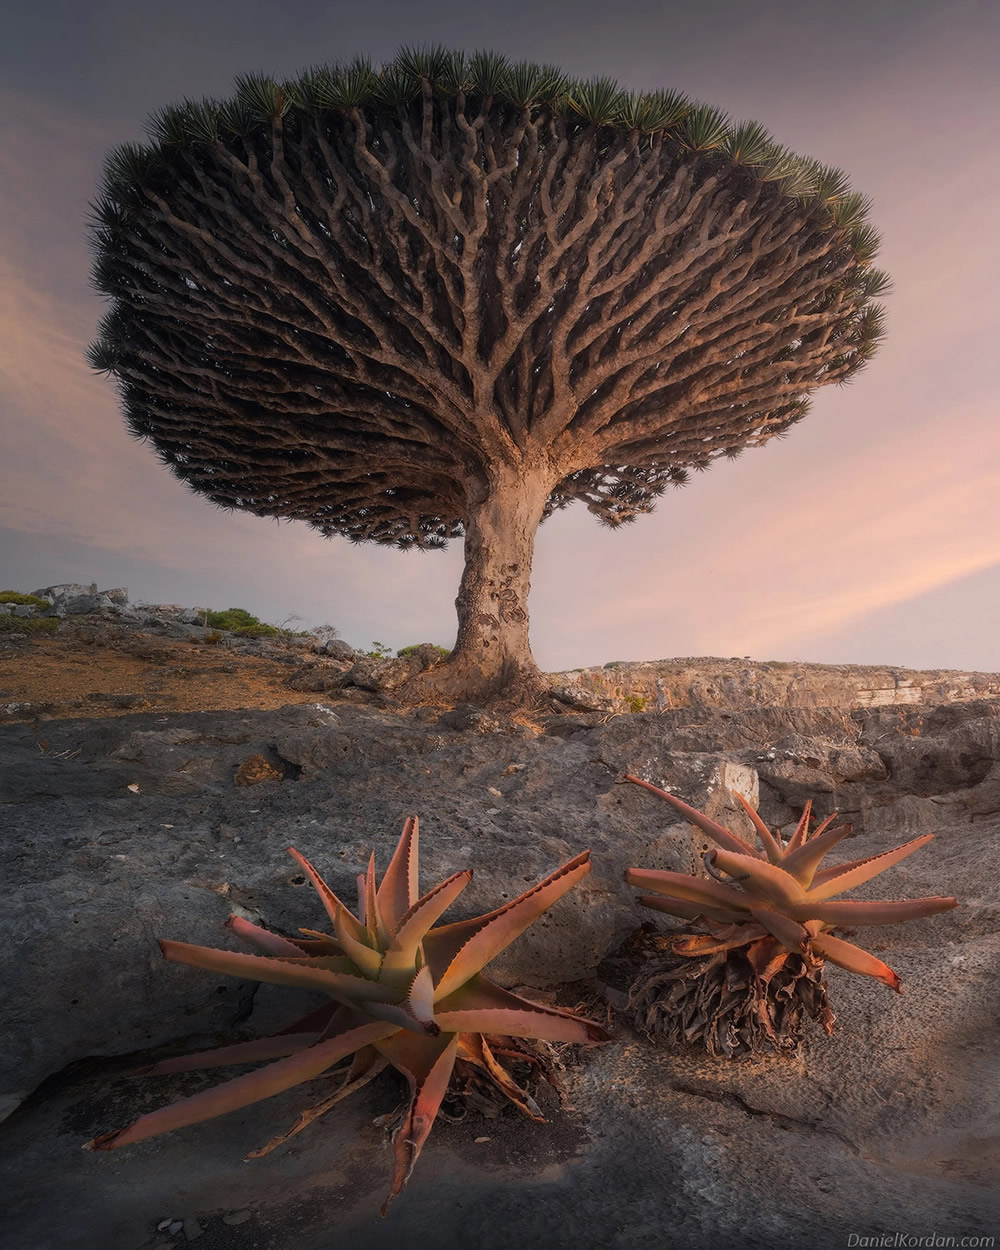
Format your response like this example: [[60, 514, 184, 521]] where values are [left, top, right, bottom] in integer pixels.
[[2, 699, 998, 1247], [1, 994, 996, 1250]]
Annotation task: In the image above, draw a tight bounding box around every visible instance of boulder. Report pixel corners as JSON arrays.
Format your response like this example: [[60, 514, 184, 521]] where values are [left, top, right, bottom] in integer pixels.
[[333, 655, 421, 692], [32, 582, 90, 603], [30, 584, 130, 617], [320, 638, 356, 660]]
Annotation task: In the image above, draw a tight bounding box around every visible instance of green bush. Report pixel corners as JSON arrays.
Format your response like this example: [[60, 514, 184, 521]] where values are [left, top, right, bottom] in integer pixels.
[[0, 591, 50, 609], [625, 694, 648, 713], [396, 643, 451, 661], [232, 623, 280, 638], [204, 607, 279, 637], [0, 616, 58, 635]]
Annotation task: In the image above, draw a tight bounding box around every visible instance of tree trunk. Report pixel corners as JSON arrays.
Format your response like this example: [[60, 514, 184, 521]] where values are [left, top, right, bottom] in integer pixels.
[[405, 461, 555, 705]]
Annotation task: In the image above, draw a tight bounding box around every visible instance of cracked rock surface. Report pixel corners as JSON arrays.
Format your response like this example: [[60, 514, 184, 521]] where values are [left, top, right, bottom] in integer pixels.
[[1, 696, 998, 1248]]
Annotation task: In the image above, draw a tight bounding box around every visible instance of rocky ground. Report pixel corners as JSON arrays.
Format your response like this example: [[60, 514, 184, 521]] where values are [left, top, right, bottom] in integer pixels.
[[1, 595, 998, 1249]]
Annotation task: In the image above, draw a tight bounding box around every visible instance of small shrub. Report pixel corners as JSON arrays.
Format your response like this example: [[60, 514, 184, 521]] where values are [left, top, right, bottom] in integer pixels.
[[603, 660, 624, 669], [205, 607, 258, 630], [0, 591, 50, 609], [396, 643, 451, 661], [364, 640, 393, 659], [203, 630, 223, 645], [625, 694, 648, 713], [310, 623, 341, 644], [205, 608, 279, 638], [0, 616, 58, 635]]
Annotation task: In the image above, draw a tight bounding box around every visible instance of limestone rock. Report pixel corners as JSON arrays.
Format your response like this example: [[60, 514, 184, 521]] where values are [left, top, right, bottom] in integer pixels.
[[31, 583, 133, 617], [1, 688, 998, 1246], [319, 638, 356, 660]]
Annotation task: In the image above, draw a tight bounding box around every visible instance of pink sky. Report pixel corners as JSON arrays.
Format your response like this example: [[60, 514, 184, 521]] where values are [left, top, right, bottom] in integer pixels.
[[1, 1, 998, 671]]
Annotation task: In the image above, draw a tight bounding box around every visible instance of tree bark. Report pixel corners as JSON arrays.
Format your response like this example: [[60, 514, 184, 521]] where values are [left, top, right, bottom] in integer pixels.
[[405, 461, 555, 705]]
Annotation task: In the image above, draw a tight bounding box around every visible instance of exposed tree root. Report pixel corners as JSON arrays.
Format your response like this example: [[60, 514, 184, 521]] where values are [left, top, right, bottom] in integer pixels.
[[397, 653, 554, 712]]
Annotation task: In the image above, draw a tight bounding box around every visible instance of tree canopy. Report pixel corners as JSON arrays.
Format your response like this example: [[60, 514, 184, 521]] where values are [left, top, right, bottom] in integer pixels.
[[89, 46, 887, 701]]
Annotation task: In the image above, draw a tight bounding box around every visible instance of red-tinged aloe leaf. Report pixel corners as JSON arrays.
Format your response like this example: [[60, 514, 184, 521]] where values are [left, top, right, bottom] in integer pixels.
[[345, 1043, 380, 1083], [364, 998, 437, 1036], [785, 800, 813, 854], [779, 822, 854, 887], [457, 1033, 545, 1122], [748, 906, 810, 953], [158, 940, 391, 1002], [88, 1019, 399, 1151], [286, 847, 366, 943], [290, 930, 344, 956], [334, 905, 383, 978], [225, 915, 304, 957], [243, 1049, 390, 1161], [624, 774, 761, 857], [710, 849, 808, 908], [376, 1030, 459, 1214], [276, 1002, 340, 1036], [785, 896, 958, 925], [376, 815, 421, 933], [810, 855, 873, 887], [635, 893, 752, 924], [136, 1032, 323, 1076], [407, 963, 439, 1033], [734, 794, 784, 864], [625, 867, 755, 914], [811, 932, 901, 992], [362, 852, 389, 946], [433, 973, 611, 1043], [425, 852, 592, 999], [381, 871, 473, 981], [805, 835, 935, 902]]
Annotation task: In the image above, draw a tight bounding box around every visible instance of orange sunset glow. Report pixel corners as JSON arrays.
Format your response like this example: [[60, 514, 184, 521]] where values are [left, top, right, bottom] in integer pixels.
[[1, 1, 998, 672]]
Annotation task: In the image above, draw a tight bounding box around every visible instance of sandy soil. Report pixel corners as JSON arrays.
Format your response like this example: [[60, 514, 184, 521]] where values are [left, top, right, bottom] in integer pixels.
[[0, 625, 323, 722]]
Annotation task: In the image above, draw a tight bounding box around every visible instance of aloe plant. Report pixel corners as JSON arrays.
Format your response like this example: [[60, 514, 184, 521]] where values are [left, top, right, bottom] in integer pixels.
[[623, 775, 957, 1055], [89, 817, 609, 1211]]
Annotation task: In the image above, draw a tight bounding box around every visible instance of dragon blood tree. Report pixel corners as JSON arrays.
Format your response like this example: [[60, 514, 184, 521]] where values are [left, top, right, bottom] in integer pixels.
[[623, 776, 957, 1057], [88, 46, 888, 703]]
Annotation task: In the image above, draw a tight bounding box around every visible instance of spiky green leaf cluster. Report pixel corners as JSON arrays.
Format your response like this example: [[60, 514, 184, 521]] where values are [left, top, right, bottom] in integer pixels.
[[625, 776, 957, 992], [93, 44, 881, 262], [89, 817, 608, 1212]]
